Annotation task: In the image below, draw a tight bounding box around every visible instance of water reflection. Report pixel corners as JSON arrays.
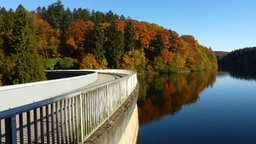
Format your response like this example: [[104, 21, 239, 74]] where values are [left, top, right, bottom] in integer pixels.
[[219, 66, 256, 80], [137, 70, 217, 125], [229, 69, 256, 80]]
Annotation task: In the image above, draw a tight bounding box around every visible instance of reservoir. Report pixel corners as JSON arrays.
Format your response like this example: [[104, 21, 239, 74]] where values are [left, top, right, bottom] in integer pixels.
[[138, 70, 256, 144]]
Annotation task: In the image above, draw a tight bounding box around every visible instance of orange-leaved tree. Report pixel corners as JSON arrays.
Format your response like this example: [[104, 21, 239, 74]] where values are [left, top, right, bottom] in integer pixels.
[[66, 20, 94, 58]]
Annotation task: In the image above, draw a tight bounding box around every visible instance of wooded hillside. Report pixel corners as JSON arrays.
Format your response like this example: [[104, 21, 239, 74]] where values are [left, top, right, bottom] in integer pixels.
[[220, 47, 256, 67], [0, 1, 217, 85], [215, 51, 229, 64]]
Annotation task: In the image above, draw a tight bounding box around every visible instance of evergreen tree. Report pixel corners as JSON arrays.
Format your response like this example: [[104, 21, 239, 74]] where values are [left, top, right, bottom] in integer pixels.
[[0, 8, 7, 32], [91, 10, 104, 23], [61, 8, 73, 31], [124, 21, 136, 51], [147, 36, 163, 61], [0, 8, 16, 85], [120, 15, 126, 20], [0, 8, 15, 39], [105, 22, 124, 68], [93, 23, 105, 63], [45, 0, 65, 29], [105, 10, 119, 22], [73, 8, 91, 21], [10, 5, 46, 84]]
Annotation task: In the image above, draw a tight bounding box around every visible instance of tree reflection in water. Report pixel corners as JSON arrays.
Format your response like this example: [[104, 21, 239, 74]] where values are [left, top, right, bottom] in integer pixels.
[[137, 71, 217, 125], [220, 66, 256, 80]]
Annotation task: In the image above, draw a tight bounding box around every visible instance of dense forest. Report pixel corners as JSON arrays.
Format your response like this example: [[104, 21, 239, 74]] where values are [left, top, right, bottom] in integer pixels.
[[220, 47, 256, 67], [0, 1, 217, 85], [218, 47, 256, 78]]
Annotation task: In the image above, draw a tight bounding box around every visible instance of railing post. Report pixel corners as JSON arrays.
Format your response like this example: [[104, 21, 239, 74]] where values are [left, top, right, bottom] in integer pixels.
[[77, 93, 84, 144], [107, 85, 110, 119], [5, 116, 17, 144]]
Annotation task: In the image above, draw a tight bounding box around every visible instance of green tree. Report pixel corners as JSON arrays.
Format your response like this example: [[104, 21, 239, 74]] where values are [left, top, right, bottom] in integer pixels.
[[91, 10, 104, 24], [45, 0, 65, 29], [93, 23, 105, 63], [0, 8, 15, 54], [10, 5, 46, 84], [120, 49, 146, 72], [61, 8, 73, 31], [124, 21, 136, 51], [0, 8, 16, 85], [105, 22, 124, 68], [147, 36, 162, 61], [73, 8, 91, 21], [152, 56, 165, 73], [0, 8, 15, 31], [58, 57, 77, 69], [105, 10, 119, 22]]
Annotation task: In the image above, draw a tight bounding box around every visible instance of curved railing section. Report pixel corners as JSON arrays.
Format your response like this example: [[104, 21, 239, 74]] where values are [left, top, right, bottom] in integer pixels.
[[0, 69, 137, 144]]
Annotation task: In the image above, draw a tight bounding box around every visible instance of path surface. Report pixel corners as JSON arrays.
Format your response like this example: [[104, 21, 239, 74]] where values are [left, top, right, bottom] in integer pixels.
[[74, 73, 120, 92], [88, 73, 117, 86]]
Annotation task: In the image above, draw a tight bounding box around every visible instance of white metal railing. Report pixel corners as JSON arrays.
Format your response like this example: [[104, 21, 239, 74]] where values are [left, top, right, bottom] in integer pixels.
[[0, 69, 137, 143]]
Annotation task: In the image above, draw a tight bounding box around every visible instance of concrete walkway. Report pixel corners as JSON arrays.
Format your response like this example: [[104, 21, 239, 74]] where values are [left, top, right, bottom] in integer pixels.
[[73, 73, 120, 92], [90, 73, 117, 86]]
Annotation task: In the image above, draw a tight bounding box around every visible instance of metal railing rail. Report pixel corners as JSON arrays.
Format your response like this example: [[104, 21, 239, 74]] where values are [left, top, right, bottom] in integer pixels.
[[0, 70, 137, 144]]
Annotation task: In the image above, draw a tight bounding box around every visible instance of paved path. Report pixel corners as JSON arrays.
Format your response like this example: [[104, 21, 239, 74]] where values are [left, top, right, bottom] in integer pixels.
[[73, 73, 120, 92], [87, 73, 117, 86]]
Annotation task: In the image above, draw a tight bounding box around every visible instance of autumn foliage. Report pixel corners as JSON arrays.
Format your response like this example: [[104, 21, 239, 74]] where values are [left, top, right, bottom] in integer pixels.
[[0, 1, 218, 85]]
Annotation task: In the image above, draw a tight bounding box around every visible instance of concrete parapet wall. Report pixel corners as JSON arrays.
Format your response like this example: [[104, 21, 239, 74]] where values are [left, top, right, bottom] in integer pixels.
[[118, 105, 139, 144], [0, 71, 98, 111], [85, 84, 139, 144]]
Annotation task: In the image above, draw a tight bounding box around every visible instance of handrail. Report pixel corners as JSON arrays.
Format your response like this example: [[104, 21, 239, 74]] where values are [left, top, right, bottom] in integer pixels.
[[0, 69, 137, 143]]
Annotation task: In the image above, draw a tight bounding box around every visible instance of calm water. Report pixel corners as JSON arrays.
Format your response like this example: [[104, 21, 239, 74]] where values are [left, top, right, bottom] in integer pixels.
[[137, 71, 256, 144]]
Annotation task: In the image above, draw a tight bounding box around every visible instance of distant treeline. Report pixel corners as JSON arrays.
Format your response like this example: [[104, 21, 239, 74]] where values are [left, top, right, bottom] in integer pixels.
[[219, 47, 256, 68], [0, 0, 217, 85], [214, 51, 229, 64]]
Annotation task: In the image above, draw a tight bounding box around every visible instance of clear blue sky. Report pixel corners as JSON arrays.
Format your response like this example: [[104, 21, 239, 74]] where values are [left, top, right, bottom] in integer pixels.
[[1, 0, 256, 52]]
